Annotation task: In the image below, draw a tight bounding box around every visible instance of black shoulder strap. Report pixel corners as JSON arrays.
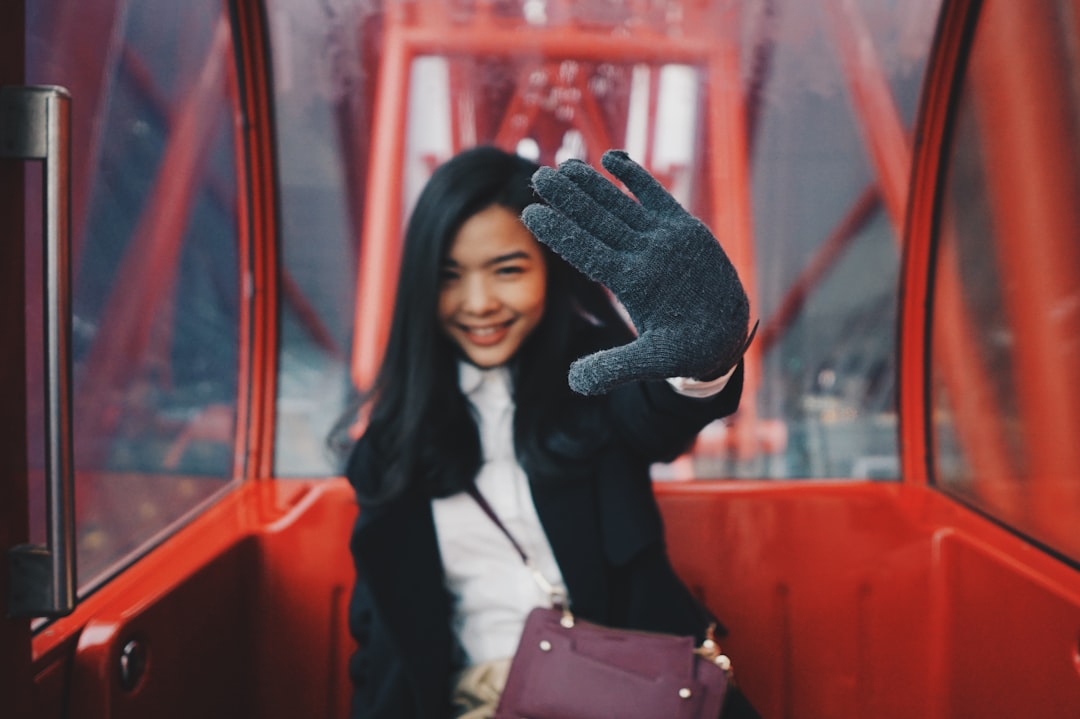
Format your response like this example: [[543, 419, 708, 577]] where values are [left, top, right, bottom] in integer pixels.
[[465, 486, 530, 564]]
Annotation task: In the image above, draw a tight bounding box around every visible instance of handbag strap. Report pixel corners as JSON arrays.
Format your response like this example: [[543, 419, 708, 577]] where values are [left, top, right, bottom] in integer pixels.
[[465, 486, 530, 563], [465, 486, 567, 608]]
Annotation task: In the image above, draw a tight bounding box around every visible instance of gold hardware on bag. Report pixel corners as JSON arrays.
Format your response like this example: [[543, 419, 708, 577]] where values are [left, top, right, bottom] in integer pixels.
[[694, 624, 721, 660], [694, 623, 734, 674]]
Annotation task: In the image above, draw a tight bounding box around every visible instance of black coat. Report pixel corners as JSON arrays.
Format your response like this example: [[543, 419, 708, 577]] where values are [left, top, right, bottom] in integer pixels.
[[346, 366, 744, 719]]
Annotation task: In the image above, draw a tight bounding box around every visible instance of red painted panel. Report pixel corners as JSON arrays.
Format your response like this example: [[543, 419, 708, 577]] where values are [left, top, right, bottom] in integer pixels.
[[33, 478, 357, 719], [655, 480, 1080, 719], [250, 481, 356, 719], [658, 482, 933, 718], [938, 534, 1080, 717], [68, 542, 259, 718], [28, 475, 1077, 718]]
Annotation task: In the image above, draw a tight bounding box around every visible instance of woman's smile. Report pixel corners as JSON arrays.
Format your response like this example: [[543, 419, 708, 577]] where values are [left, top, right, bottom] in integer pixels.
[[457, 320, 514, 346]]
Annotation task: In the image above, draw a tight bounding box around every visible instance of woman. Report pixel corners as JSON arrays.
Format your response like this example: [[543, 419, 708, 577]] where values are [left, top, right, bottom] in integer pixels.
[[345, 146, 757, 718]]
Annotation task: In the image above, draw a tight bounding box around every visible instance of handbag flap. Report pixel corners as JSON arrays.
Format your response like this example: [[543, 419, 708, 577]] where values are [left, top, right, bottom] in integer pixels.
[[497, 607, 728, 719]]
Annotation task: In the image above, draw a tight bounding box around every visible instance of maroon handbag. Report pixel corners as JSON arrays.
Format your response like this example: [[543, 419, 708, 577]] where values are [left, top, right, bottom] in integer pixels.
[[466, 488, 733, 719], [496, 606, 731, 719]]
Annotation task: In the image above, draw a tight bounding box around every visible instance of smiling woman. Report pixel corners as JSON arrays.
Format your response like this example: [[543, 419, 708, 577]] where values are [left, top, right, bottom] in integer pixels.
[[343, 145, 757, 718]]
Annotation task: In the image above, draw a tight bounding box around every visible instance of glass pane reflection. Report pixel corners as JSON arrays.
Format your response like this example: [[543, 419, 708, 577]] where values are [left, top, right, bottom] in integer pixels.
[[27, 0, 242, 589]]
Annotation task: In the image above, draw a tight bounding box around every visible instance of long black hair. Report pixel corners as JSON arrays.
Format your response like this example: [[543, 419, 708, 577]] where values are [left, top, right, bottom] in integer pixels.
[[353, 146, 631, 505]]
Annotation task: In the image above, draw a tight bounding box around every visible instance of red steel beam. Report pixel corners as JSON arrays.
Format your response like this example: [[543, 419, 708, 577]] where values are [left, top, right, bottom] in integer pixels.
[[352, 9, 729, 392], [932, 236, 1018, 497], [971, 0, 1080, 550], [397, 26, 714, 64], [350, 25, 410, 391], [823, 0, 912, 233], [705, 1, 761, 458]]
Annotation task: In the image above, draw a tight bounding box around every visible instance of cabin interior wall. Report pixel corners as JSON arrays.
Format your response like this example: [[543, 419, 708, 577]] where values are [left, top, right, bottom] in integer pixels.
[[656, 484, 1080, 718]]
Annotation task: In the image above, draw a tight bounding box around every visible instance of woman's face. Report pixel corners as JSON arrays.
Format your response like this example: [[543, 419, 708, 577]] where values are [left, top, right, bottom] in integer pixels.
[[438, 205, 548, 368]]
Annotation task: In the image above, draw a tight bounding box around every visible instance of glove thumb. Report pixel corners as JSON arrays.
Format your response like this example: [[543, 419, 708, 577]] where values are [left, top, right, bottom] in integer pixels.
[[567, 337, 674, 395]]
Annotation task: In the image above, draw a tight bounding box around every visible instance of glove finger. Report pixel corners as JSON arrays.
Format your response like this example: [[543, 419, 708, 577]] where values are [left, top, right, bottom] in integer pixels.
[[566, 338, 675, 395], [520, 204, 627, 284], [601, 150, 685, 217], [557, 159, 653, 233], [531, 165, 643, 250]]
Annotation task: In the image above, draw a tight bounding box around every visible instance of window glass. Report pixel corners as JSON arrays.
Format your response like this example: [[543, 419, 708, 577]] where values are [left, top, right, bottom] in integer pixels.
[[931, 0, 1080, 562], [266, 0, 369, 474], [272, 0, 942, 480], [734, 0, 939, 480], [27, 0, 242, 590]]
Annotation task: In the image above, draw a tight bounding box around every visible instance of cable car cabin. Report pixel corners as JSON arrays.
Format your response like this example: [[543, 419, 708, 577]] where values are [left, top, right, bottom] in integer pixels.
[[3, 0, 1080, 716]]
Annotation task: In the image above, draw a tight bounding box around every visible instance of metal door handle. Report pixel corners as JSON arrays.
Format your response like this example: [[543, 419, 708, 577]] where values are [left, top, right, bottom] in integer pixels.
[[2, 85, 76, 618]]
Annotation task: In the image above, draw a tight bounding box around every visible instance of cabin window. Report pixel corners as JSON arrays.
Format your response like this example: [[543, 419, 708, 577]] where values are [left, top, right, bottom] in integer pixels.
[[930, 0, 1080, 563], [266, 0, 366, 475], [26, 0, 243, 593], [269, 0, 942, 481]]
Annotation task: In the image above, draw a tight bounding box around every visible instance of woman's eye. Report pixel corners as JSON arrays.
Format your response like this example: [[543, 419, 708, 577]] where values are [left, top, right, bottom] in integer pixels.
[[495, 265, 525, 276], [438, 269, 460, 282]]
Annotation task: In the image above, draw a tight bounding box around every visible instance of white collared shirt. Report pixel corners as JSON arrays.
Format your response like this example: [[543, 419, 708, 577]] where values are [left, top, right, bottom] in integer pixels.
[[432, 362, 734, 665], [432, 363, 565, 665]]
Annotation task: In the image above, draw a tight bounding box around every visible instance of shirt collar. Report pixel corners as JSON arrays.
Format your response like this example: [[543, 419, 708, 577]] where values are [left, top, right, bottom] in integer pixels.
[[458, 361, 512, 401]]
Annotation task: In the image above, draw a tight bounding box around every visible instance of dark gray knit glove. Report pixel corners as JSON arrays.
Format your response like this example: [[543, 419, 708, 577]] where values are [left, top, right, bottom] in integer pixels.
[[522, 150, 751, 395]]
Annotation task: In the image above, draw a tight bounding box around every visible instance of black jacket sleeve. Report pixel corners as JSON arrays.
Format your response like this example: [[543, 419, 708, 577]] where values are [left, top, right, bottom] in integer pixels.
[[606, 362, 744, 463], [346, 439, 422, 719]]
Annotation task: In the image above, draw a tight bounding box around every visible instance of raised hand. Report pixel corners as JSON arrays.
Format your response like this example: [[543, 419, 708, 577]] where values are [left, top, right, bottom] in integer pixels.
[[522, 150, 751, 395]]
